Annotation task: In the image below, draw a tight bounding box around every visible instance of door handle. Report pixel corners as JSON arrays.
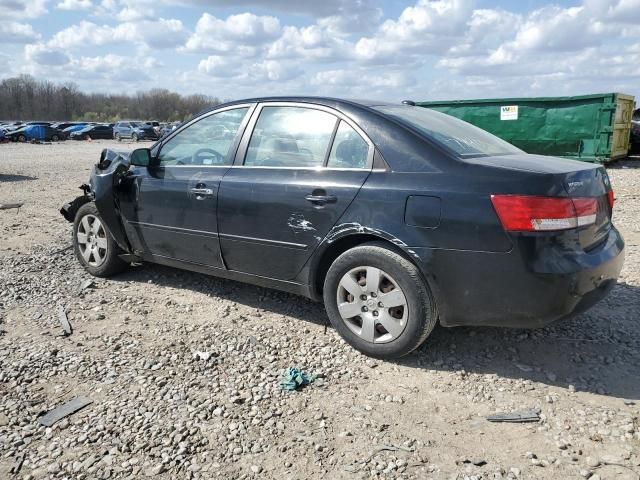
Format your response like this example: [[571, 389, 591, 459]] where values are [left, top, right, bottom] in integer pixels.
[[190, 187, 215, 198], [305, 194, 337, 205]]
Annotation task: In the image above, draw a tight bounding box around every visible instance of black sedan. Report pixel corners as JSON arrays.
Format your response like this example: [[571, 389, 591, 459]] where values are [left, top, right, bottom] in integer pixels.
[[70, 124, 114, 140], [60, 97, 624, 358]]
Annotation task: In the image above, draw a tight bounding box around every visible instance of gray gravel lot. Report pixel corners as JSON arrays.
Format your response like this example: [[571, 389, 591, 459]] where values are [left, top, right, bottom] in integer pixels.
[[1, 140, 639, 480]]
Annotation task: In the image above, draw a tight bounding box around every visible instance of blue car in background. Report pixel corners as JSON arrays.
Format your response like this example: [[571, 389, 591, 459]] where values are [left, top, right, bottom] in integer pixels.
[[63, 124, 89, 134]]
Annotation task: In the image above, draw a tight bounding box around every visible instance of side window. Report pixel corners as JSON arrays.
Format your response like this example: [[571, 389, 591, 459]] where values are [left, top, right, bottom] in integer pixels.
[[157, 107, 249, 166], [326, 121, 369, 169], [245, 106, 337, 167]]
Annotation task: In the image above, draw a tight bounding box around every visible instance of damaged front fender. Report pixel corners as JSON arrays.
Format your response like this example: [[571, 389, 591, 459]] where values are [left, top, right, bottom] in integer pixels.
[[60, 184, 92, 222], [60, 148, 133, 253]]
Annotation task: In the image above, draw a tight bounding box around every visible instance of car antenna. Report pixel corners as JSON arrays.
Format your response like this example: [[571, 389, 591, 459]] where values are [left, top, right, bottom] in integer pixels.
[[401, 100, 416, 106]]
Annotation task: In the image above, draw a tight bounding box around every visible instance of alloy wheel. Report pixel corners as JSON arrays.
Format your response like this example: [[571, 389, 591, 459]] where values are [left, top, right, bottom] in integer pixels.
[[336, 266, 408, 344], [76, 214, 108, 267]]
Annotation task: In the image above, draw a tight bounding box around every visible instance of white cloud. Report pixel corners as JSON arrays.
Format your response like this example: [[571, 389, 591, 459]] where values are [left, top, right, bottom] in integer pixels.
[[0, 0, 47, 18], [116, 6, 155, 22], [267, 24, 349, 61], [184, 12, 280, 54], [0, 21, 40, 43], [354, 0, 475, 63], [197, 56, 241, 77], [48, 18, 187, 50], [25, 44, 70, 66], [57, 0, 92, 11]]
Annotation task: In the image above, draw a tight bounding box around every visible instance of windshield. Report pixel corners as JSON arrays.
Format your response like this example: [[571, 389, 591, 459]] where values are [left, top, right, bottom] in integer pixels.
[[131, 122, 144, 128], [375, 105, 522, 158]]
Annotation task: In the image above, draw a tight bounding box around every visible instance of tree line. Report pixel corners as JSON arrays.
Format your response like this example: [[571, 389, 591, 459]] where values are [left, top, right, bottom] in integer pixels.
[[0, 75, 221, 122]]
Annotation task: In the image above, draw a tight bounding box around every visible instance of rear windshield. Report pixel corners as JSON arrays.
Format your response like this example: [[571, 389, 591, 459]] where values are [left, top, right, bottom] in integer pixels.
[[375, 105, 522, 158]]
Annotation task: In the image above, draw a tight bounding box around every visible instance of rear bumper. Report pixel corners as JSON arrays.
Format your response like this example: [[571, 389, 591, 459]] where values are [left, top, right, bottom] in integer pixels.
[[413, 227, 625, 328]]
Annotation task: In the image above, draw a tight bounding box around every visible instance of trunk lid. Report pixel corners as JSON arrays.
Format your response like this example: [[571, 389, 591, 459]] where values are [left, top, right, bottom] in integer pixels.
[[471, 154, 613, 249]]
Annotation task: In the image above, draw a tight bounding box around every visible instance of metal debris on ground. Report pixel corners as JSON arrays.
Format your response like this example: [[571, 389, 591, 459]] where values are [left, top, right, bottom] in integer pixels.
[[0, 202, 23, 211], [38, 396, 93, 427], [78, 278, 95, 294], [487, 408, 541, 423], [279, 367, 316, 391], [56, 305, 72, 336]]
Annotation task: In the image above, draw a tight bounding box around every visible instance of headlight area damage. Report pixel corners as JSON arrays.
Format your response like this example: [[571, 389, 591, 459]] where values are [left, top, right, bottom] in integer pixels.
[[60, 149, 138, 262]]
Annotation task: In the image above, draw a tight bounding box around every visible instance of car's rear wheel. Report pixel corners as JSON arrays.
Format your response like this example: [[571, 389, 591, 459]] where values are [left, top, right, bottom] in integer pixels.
[[73, 202, 128, 277], [18, 134, 26, 142], [51, 134, 59, 142], [323, 243, 437, 359]]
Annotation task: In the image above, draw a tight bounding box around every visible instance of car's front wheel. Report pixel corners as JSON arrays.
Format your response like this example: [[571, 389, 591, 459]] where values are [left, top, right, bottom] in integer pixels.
[[18, 134, 26, 142], [51, 134, 59, 142], [132, 133, 139, 142], [115, 133, 121, 141], [323, 243, 437, 359], [73, 202, 128, 277]]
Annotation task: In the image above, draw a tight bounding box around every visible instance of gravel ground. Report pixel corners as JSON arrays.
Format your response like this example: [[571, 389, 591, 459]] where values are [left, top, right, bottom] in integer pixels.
[[1, 140, 638, 480]]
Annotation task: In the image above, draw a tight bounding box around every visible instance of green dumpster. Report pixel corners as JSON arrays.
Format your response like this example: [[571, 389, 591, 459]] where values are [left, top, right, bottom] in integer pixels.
[[417, 93, 635, 163]]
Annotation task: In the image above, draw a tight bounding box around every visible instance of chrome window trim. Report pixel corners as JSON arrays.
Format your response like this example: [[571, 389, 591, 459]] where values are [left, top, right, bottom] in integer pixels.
[[234, 101, 375, 171]]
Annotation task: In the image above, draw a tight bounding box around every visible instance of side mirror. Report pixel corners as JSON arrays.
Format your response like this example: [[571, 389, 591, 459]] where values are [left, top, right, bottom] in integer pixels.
[[130, 148, 151, 167]]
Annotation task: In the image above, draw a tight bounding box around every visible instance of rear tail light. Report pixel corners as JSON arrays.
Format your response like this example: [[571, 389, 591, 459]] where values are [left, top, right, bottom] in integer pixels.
[[490, 195, 598, 232], [607, 190, 614, 209]]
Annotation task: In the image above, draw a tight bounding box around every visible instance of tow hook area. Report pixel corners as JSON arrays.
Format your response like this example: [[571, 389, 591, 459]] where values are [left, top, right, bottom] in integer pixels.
[[60, 184, 92, 223]]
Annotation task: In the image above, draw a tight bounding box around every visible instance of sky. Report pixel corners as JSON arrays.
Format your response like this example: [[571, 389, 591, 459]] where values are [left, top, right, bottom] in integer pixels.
[[1, 0, 639, 102]]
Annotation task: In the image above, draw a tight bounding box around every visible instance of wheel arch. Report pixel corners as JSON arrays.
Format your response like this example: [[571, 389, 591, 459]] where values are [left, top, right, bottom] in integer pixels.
[[309, 230, 438, 309]]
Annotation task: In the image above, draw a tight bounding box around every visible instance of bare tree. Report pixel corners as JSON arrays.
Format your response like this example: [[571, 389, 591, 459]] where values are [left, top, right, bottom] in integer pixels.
[[0, 75, 221, 122]]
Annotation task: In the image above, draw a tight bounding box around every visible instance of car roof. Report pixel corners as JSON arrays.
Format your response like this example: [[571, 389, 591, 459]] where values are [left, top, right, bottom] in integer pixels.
[[217, 96, 398, 110]]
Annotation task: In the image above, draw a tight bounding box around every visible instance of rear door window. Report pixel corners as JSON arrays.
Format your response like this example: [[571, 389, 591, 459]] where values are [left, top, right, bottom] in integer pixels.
[[244, 106, 337, 167]]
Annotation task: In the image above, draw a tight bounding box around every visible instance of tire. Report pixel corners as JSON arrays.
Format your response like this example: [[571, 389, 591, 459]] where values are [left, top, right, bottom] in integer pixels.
[[51, 134, 59, 142], [115, 133, 121, 142], [73, 202, 128, 277], [18, 134, 26, 142], [132, 133, 139, 142], [323, 242, 437, 359]]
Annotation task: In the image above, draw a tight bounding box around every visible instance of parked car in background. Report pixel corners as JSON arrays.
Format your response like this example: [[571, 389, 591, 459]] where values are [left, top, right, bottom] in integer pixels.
[[63, 124, 89, 134], [5, 125, 66, 142], [61, 97, 624, 359], [113, 121, 158, 141], [160, 121, 181, 138], [52, 122, 82, 131], [145, 121, 161, 136], [1, 122, 24, 132], [70, 124, 114, 140]]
